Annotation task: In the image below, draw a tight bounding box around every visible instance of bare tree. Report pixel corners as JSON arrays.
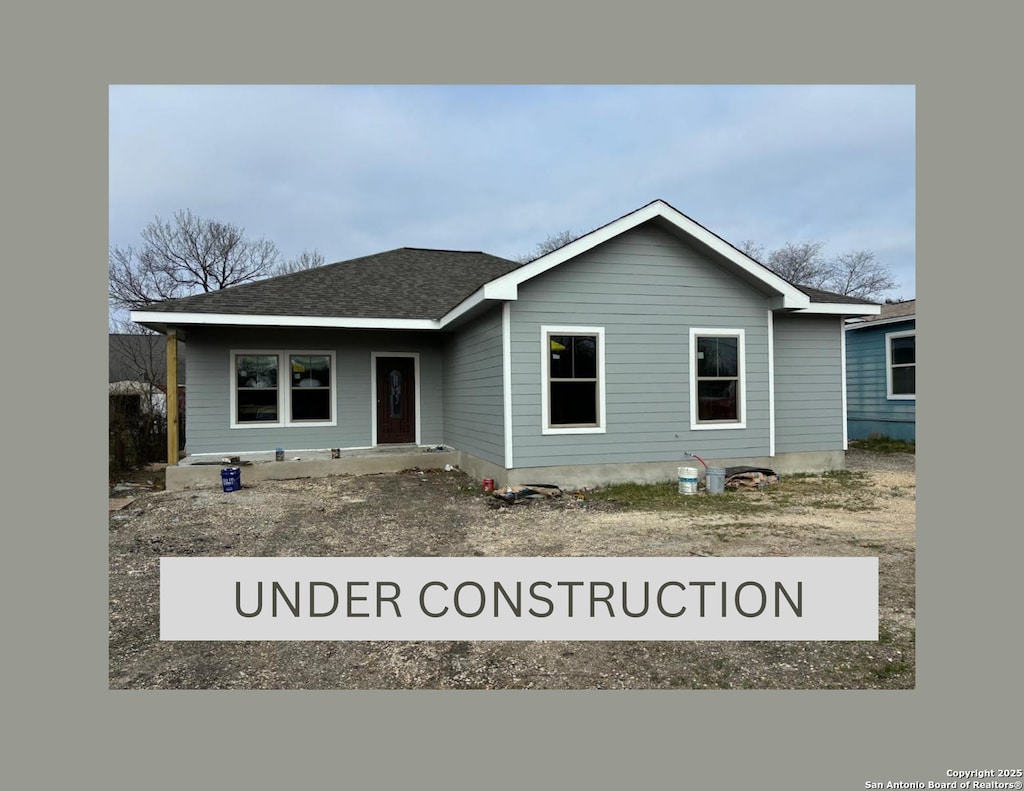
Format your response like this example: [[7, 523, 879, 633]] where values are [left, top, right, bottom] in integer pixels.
[[109, 318, 166, 385], [274, 248, 327, 276], [109, 210, 282, 311], [515, 229, 578, 264], [824, 249, 898, 302], [741, 238, 897, 301]]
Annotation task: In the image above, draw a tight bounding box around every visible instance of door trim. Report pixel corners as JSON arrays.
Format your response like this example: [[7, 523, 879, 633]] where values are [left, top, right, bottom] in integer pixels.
[[370, 351, 421, 446]]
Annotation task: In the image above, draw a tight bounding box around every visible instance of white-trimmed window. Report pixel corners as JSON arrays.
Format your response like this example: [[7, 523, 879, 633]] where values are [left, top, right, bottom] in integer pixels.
[[232, 350, 336, 427], [690, 328, 746, 430], [541, 326, 606, 434], [885, 330, 915, 400]]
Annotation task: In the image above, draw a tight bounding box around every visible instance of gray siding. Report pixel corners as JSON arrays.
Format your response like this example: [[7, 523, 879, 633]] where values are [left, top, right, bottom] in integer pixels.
[[508, 223, 774, 468], [773, 314, 845, 453], [442, 308, 506, 466], [181, 326, 444, 455], [845, 318, 916, 441]]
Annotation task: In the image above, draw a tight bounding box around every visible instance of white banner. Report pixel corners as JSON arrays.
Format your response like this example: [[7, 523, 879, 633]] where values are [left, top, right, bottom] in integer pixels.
[[160, 556, 877, 641]]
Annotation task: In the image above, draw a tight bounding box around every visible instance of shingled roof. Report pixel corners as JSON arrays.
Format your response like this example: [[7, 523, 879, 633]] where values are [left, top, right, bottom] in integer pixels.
[[139, 248, 521, 321], [796, 285, 879, 306]]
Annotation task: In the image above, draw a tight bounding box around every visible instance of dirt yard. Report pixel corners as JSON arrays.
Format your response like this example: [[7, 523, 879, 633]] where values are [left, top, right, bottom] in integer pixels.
[[108, 448, 915, 689]]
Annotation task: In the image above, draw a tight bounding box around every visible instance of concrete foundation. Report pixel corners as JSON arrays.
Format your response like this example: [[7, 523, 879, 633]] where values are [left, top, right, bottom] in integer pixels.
[[500, 450, 847, 491], [166, 446, 458, 491], [166, 445, 846, 492]]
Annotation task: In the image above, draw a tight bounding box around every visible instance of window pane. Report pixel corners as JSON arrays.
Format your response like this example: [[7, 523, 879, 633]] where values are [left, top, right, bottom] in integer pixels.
[[550, 381, 597, 425], [572, 336, 597, 379], [697, 337, 738, 378], [292, 389, 331, 421], [891, 336, 915, 365], [549, 335, 573, 379], [237, 388, 278, 422], [237, 355, 277, 388], [697, 380, 737, 421], [892, 366, 915, 395], [291, 355, 330, 387]]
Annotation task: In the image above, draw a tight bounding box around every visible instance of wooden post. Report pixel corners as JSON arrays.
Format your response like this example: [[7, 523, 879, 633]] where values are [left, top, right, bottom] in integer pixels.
[[166, 330, 179, 465]]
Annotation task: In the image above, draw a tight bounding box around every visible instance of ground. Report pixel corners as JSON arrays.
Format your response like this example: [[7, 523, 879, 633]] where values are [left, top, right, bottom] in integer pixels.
[[108, 448, 915, 689]]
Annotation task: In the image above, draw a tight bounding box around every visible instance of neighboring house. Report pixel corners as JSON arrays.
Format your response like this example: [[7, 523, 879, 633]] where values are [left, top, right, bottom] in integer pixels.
[[130, 199, 880, 487], [844, 299, 916, 443], [109, 332, 187, 445]]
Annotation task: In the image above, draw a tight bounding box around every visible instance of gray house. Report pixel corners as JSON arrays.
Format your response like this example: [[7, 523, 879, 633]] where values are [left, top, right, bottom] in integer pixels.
[[131, 199, 880, 488]]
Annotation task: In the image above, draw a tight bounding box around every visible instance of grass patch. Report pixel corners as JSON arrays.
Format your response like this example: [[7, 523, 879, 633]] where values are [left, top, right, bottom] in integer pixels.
[[849, 437, 915, 454], [590, 470, 877, 514], [588, 481, 771, 514]]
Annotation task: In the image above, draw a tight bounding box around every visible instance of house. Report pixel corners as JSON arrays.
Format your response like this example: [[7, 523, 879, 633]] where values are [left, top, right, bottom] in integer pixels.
[[109, 332, 187, 447], [130, 199, 880, 489], [844, 299, 916, 443]]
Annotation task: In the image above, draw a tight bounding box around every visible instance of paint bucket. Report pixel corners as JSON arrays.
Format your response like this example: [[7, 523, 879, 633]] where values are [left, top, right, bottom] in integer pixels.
[[678, 466, 699, 495], [275, 448, 284, 462], [482, 478, 495, 492], [220, 467, 241, 493], [706, 467, 726, 494]]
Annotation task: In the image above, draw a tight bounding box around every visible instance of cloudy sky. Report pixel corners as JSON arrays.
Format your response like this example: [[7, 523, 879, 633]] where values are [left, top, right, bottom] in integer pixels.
[[109, 84, 915, 301]]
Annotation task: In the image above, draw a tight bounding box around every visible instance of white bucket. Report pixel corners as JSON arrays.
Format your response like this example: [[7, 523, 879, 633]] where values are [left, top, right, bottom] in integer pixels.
[[678, 466, 699, 495]]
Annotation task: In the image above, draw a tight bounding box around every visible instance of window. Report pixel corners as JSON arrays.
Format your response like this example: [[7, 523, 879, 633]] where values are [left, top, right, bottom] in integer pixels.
[[541, 326, 605, 434], [690, 328, 745, 429], [232, 350, 336, 427], [289, 354, 332, 421], [886, 330, 915, 399], [235, 354, 279, 423]]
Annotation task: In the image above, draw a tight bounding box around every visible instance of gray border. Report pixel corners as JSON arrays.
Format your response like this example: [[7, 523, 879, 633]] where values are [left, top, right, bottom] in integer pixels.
[[9, 3, 1016, 788]]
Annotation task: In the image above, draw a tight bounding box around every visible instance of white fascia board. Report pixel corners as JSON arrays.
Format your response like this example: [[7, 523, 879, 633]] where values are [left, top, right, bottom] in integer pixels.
[[439, 287, 489, 328], [793, 303, 882, 316], [129, 311, 441, 331]]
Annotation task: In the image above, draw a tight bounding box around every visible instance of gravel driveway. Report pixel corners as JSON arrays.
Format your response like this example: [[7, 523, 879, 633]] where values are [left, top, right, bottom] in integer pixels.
[[109, 449, 915, 689]]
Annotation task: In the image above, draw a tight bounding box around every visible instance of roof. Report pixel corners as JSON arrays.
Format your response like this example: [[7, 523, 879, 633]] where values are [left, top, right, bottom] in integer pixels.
[[131, 200, 881, 332], [789, 286, 876, 306], [478, 200, 880, 316], [137, 248, 520, 321], [845, 299, 915, 330]]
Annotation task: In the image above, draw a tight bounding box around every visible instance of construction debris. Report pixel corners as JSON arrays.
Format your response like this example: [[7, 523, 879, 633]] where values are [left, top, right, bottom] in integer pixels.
[[724, 466, 779, 489], [492, 484, 563, 504]]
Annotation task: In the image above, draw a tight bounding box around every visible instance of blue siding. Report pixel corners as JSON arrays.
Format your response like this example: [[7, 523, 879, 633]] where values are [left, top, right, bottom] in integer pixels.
[[508, 222, 774, 468], [773, 314, 845, 453], [845, 318, 916, 442], [181, 326, 444, 455], [442, 308, 506, 465]]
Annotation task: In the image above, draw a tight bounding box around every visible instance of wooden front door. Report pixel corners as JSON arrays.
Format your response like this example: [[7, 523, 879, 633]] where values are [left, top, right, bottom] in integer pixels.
[[376, 357, 416, 444]]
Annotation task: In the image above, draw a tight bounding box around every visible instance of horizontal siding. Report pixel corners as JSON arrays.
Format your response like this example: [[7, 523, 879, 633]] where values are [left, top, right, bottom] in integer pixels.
[[181, 327, 444, 455], [773, 314, 844, 453], [442, 308, 505, 465], [509, 223, 773, 468], [845, 318, 916, 440]]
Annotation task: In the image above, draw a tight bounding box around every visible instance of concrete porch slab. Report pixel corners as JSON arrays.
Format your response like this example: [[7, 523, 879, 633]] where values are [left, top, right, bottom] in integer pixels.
[[165, 447, 459, 491]]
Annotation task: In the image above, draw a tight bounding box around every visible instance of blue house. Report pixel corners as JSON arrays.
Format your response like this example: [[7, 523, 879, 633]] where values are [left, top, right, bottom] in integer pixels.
[[131, 199, 882, 488], [844, 299, 916, 443]]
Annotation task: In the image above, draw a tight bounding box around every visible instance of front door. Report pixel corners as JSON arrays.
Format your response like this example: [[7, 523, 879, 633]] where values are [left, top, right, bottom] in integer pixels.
[[376, 356, 416, 444]]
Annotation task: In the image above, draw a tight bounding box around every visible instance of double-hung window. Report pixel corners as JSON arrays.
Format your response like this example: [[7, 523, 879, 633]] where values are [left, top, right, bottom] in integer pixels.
[[885, 331, 915, 399], [232, 350, 336, 427], [690, 328, 746, 429], [542, 326, 605, 434]]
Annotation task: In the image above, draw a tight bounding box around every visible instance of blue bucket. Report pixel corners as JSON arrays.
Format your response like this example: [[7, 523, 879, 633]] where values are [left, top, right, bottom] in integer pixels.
[[220, 466, 241, 492]]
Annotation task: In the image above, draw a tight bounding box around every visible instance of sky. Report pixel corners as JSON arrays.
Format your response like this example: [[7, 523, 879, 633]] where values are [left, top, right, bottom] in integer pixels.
[[109, 84, 915, 302]]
